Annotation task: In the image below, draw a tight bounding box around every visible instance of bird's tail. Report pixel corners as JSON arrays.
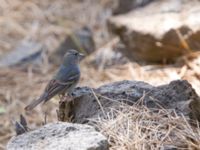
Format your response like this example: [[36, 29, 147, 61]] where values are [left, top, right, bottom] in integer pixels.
[[25, 96, 45, 111]]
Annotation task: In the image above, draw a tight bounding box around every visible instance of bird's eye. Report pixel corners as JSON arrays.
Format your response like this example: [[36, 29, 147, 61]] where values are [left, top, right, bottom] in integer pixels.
[[75, 53, 78, 56]]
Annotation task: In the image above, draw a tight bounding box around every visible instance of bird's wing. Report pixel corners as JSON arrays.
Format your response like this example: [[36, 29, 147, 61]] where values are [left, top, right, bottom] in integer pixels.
[[44, 79, 67, 99], [25, 66, 80, 111], [55, 64, 80, 82], [25, 79, 69, 111], [53, 74, 80, 85], [45, 73, 79, 92], [44, 73, 80, 99]]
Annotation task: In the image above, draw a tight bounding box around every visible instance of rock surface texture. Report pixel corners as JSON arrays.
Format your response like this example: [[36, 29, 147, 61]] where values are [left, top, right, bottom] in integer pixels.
[[7, 122, 108, 150], [113, 0, 153, 15], [71, 80, 200, 123], [108, 0, 200, 62], [0, 40, 43, 67]]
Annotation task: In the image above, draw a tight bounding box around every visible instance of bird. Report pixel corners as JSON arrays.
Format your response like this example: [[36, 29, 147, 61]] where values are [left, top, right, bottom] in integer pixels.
[[25, 49, 84, 111]]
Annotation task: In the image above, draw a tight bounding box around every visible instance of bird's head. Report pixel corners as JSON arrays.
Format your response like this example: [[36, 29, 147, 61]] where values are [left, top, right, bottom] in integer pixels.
[[62, 49, 84, 66]]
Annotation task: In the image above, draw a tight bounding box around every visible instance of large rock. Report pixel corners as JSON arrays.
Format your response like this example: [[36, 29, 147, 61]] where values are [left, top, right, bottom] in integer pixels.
[[7, 122, 108, 150], [70, 80, 200, 123], [108, 0, 200, 62]]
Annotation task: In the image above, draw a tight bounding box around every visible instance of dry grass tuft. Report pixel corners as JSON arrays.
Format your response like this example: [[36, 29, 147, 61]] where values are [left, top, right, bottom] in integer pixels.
[[93, 103, 200, 150]]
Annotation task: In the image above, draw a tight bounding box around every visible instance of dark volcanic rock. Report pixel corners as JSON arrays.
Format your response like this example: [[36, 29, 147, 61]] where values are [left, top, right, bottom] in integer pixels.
[[71, 80, 199, 123]]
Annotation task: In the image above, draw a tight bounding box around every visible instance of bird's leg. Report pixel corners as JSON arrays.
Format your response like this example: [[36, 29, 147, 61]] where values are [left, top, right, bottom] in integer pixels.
[[42, 112, 48, 125]]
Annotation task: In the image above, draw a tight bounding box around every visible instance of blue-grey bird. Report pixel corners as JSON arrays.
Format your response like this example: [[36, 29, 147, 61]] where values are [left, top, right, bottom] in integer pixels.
[[25, 49, 84, 111]]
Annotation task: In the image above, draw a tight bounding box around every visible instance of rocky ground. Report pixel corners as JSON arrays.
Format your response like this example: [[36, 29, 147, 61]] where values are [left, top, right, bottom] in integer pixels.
[[1, 0, 200, 149]]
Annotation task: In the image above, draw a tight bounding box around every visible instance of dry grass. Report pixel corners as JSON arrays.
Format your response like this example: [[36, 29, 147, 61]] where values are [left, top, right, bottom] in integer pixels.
[[93, 102, 200, 150]]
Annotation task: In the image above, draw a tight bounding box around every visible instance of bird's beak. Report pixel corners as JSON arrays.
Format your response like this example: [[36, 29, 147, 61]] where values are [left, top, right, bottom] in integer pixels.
[[78, 53, 85, 60], [79, 53, 85, 57]]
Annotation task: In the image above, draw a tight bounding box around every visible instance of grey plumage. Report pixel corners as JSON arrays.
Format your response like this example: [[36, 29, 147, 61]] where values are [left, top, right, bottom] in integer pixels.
[[25, 49, 83, 111]]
